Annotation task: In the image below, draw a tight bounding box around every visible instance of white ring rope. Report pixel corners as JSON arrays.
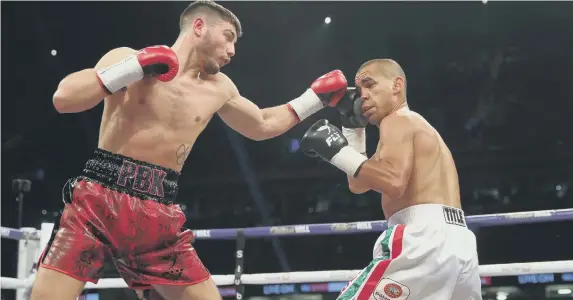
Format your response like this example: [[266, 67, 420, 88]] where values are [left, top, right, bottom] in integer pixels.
[[2, 260, 572, 290]]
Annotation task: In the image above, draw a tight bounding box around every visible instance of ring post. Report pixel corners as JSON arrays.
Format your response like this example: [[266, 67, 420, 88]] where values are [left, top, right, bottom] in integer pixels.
[[234, 229, 245, 300]]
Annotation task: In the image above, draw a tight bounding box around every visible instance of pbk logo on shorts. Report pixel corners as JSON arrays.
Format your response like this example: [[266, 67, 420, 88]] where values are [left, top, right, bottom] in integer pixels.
[[372, 278, 410, 300], [117, 161, 166, 197]]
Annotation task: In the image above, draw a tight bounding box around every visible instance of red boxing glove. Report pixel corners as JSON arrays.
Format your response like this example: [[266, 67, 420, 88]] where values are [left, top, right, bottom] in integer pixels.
[[97, 45, 179, 94], [288, 70, 349, 122], [135, 46, 179, 82], [310, 70, 348, 107]]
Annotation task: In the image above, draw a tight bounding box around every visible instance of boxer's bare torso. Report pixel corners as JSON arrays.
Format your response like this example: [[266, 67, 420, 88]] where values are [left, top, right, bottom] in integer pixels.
[[98, 48, 232, 171], [375, 110, 461, 220]]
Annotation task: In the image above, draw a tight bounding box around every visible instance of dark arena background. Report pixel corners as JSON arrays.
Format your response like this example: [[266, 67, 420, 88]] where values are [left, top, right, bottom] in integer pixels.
[[2, 1, 573, 300]]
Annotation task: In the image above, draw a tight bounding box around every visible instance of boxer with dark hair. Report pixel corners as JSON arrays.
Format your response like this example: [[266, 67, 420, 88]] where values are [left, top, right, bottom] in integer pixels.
[[300, 59, 482, 300], [31, 1, 350, 300]]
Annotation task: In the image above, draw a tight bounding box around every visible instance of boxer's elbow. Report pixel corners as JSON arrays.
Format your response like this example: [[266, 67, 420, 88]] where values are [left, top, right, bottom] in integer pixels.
[[349, 184, 369, 194], [53, 85, 72, 113], [53, 69, 105, 113], [358, 160, 409, 198], [373, 178, 406, 199], [348, 177, 370, 194], [53, 74, 83, 113]]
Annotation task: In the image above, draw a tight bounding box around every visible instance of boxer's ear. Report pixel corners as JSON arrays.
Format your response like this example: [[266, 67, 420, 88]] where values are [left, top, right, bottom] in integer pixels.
[[192, 17, 206, 37], [392, 77, 404, 94]]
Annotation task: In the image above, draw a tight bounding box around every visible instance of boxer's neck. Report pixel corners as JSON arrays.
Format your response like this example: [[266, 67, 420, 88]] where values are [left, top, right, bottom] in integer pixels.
[[377, 102, 408, 127], [389, 101, 408, 115], [172, 36, 203, 78]]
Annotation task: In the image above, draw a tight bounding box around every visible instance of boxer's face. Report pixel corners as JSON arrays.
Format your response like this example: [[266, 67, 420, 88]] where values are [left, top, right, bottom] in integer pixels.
[[196, 19, 237, 75], [355, 67, 396, 124]]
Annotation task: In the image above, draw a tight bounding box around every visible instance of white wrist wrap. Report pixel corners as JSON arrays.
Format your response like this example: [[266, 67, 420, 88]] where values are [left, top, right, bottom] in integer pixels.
[[287, 89, 325, 121], [96, 55, 144, 93], [342, 127, 366, 154], [330, 146, 368, 177]]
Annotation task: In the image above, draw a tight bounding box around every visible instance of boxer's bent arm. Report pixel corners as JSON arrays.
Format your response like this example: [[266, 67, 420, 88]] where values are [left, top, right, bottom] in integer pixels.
[[52, 47, 136, 113], [348, 176, 371, 194], [217, 77, 299, 141], [353, 116, 415, 198]]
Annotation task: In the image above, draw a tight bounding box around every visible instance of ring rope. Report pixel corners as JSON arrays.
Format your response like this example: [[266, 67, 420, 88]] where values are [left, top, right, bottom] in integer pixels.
[[2, 260, 572, 290], [3, 208, 573, 240]]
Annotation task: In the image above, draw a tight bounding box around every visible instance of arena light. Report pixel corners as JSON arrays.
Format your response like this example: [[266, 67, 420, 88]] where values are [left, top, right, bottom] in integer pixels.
[[51, 49, 57, 56], [496, 291, 508, 300], [324, 17, 331, 24], [557, 288, 572, 295]]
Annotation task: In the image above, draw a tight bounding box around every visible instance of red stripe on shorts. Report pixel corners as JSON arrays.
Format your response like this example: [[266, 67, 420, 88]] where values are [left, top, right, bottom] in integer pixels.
[[356, 224, 406, 300]]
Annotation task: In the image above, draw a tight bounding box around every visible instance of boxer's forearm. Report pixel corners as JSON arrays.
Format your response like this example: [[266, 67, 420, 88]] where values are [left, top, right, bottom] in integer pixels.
[[354, 159, 406, 198], [255, 104, 300, 140], [53, 69, 109, 113]]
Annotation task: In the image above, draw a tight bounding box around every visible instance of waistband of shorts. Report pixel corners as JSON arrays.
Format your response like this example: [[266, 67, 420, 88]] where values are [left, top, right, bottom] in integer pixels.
[[387, 204, 467, 227], [80, 148, 180, 204]]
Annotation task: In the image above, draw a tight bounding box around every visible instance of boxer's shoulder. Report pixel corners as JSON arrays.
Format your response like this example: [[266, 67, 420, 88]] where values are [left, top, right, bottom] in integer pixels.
[[381, 113, 415, 134], [213, 72, 239, 101]]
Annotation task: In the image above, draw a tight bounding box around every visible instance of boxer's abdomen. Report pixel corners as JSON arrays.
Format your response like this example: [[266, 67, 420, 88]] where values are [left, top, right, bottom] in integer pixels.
[[95, 77, 226, 171]]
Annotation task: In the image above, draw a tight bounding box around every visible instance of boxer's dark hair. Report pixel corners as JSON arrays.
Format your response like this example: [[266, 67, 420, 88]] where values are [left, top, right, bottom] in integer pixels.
[[180, 1, 243, 38]]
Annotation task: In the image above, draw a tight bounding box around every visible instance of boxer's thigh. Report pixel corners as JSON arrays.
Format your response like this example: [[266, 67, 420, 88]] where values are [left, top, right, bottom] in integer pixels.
[[32, 200, 107, 298], [451, 231, 483, 300], [117, 227, 217, 300], [153, 277, 221, 300], [115, 201, 213, 293], [339, 224, 461, 300], [30, 267, 87, 300]]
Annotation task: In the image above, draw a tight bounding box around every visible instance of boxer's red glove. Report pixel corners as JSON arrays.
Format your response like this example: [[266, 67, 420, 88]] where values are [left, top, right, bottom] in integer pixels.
[[97, 45, 179, 94], [288, 70, 348, 122]]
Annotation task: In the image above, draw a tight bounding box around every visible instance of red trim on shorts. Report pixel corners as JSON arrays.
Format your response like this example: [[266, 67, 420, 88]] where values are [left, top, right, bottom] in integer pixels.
[[390, 224, 405, 259], [286, 103, 301, 123], [356, 224, 406, 300], [38, 263, 99, 284]]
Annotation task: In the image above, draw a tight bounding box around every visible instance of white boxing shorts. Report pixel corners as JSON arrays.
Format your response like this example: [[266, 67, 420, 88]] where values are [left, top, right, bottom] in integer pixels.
[[337, 204, 482, 300]]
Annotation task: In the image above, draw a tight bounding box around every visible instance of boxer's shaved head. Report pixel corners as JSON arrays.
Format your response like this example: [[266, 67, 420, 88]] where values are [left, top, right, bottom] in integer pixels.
[[357, 59, 407, 97], [355, 58, 408, 124], [179, 0, 243, 38]]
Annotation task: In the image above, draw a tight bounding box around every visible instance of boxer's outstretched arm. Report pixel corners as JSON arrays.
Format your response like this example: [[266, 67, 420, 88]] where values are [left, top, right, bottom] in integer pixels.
[[354, 115, 414, 198], [53, 47, 136, 113], [218, 77, 299, 141]]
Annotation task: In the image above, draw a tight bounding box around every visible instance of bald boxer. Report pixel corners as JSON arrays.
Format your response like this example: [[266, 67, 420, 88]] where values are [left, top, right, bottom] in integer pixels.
[[31, 1, 350, 300], [300, 59, 482, 300]]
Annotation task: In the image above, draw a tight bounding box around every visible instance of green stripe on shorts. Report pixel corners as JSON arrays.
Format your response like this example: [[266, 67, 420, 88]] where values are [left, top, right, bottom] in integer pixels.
[[337, 226, 395, 300]]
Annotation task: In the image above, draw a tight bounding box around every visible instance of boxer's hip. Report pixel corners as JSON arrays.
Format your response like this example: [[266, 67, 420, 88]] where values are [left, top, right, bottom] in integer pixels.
[[374, 204, 475, 260], [46, 148, 190, 264], [69, 148, 180, 205], [387, 203, 467, 227]]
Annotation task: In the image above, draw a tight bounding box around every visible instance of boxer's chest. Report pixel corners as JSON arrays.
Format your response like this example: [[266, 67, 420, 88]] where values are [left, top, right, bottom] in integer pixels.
[[138, 79, 227, 130]]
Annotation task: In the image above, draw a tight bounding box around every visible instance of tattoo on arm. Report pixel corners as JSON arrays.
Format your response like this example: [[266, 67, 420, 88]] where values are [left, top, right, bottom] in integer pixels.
[[175, 144, 192, 165]]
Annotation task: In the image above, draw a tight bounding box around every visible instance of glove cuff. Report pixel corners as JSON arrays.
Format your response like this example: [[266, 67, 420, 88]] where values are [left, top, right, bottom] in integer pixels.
[[96, 55, 144, 94], [287, 89, 325, 122], [330, 146, 368, 177], [342, 127, 366, 154]]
